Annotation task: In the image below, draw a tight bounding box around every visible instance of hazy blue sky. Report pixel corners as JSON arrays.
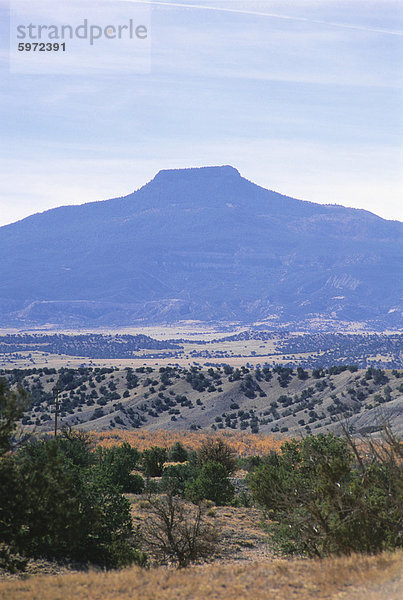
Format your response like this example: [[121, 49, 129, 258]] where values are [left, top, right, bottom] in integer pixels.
[[0, 0, 402, 226]]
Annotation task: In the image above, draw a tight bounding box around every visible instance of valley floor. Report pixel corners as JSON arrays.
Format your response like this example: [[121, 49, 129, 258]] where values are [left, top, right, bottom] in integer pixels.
[[0, 551, 401, 600]]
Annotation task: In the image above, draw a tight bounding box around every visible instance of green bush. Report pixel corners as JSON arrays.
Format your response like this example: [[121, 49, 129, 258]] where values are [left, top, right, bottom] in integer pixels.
[[231, 491, 253, 508], [142, 446, 167, 477], [186, 461, 234, 506], [161, 462, 198, 496], [95, 442, 144, 493], [0, 378, 29, 456], [168, 441, 189, 463], [53, 428, 95, 467], [0, 543, 27, 573], [249, 432, 402, 557], [0, 435, 146, 569]]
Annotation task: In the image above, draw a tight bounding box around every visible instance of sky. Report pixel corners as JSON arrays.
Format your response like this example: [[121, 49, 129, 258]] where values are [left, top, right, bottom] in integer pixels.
[[0, 0, 402, 226]]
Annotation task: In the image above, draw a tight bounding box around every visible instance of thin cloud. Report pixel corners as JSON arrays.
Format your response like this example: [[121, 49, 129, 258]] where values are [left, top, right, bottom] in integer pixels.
[[129, 0, 403, 36]]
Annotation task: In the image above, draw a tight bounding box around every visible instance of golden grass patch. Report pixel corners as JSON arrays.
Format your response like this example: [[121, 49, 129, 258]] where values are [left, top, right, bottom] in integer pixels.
[[0, 552, 401, 600], [91, 430, 284, 456]]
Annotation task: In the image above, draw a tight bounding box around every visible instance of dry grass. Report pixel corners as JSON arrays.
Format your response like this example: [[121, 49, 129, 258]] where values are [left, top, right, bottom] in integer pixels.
[[93, 430, 285, 455], [91, 430, 395, 462], [91, 430, 284, 456], [0, 551, 401, 600]]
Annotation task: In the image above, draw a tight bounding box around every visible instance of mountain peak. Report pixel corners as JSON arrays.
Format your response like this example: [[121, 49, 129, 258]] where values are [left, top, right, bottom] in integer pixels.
[[152, 165, 241, 182], [0, 165, 401, 329]]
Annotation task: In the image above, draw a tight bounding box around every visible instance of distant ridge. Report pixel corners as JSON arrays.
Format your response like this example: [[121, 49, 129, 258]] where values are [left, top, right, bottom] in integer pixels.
[[0, 165, 401, 328]]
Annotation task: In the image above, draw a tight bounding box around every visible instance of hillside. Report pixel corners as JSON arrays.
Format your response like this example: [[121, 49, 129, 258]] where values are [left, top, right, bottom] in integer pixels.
[[0, 166, 402, 328], [5, 364, 402, 437]]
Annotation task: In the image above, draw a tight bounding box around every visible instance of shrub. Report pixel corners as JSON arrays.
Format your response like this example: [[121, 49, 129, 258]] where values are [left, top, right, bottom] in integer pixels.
[[56, 427, 95, 467], [231, 491, 253, 507], [0, 378, 30, 455], [297, 367, 308, 380], [0, 435, 145, 569], [142, 491, 217, 567], [168, 441, 189, 463], [197, 438, 237, 474], [0, 543, 27, 573], [249, 431, 402, 557], [96, 442, 143, 493], [186, 461, 234, 506], [312, 368, 325, 379], [274, 366, 293, 387], [142, 446, 167, 477], [161, 462, 198, 496]]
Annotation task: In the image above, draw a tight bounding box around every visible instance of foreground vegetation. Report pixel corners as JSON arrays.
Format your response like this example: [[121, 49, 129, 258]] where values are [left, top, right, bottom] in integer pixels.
[[1, 376, 402, 600], [250, 429, 402, 556], [0, 552, 401, 600]]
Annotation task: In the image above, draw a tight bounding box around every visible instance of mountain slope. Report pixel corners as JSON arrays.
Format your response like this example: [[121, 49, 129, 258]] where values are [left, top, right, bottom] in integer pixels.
[[0, 165, 402, 327], [4, 365, 402, 437]]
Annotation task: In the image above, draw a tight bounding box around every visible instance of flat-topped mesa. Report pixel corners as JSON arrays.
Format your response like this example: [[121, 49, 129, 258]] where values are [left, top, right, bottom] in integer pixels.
[[0, 164, 401, 329], [142, 165, 245, 205], [151, 165, 241, 184], [131, 163, 390, 219]]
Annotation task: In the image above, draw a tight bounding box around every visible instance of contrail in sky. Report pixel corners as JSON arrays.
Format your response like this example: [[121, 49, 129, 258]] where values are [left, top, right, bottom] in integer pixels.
[[128, 0, 403, 36]]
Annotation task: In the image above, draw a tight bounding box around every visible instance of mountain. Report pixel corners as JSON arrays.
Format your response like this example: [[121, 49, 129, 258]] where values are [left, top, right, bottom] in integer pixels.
[[0, 165, 402, 328]]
